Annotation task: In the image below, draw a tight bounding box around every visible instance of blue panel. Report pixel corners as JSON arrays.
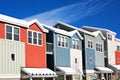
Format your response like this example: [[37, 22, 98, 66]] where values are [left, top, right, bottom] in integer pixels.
[[85, 48, 95, 70], [54, 34, 70, 67], [71, 33, 82, 50]]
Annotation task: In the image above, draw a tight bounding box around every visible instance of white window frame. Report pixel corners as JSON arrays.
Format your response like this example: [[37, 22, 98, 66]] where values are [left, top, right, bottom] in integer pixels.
[[96, 42, 103, 52], [5, 24, 20, 41], [72, 38, 79, 49], [108, 34, 112, 40], [27, 29, 42, 46], [57, 34, 68, 48], [117, 45, 120, 51], [88, 40, 93, 48]]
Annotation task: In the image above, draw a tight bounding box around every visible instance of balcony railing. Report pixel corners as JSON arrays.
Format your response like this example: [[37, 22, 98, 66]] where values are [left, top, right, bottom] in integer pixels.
[[46, 42, 53, 54]]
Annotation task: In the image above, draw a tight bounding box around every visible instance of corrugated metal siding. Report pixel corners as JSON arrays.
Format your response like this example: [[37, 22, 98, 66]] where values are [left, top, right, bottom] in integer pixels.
[[54, 34, 70, 67], [0, 39, 25, 75]]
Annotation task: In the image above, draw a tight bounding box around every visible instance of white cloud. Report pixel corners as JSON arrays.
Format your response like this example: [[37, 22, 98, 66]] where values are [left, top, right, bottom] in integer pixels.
[[24, 0, 112, 25]]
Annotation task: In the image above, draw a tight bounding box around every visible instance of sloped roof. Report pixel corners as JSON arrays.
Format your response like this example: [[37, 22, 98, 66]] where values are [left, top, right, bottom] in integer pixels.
[[0, 14, 48, 33], [42, 24, 83, 40], [82, 26, 116, 35], [55, 22, 105, 40]]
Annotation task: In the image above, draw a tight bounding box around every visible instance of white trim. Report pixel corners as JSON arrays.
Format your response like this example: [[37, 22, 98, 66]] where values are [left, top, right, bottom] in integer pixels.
[[95, 42, 103, 53], [27, 29, 43, 46], [5, 24, 20, 41], [72, 38, 80, 50], [0, 74, 20, 78], [87, 40, 93, 49], [57, 34, 69, 48], [0, 14, 48, 33]]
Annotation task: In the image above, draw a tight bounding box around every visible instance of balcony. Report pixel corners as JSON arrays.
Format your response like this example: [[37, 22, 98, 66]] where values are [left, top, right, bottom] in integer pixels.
[[46, 42, 53, 54]]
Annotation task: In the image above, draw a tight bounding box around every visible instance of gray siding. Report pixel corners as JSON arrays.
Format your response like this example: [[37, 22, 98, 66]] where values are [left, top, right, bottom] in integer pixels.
[[0, 39, 25, 75]]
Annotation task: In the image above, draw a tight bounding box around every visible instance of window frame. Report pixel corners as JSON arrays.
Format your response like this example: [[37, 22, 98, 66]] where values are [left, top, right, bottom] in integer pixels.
[[57, 34, 68, 48], [72, 38, 79, 49], [108, 34, 112, 40], [5, 24, 20, 41], [96, 42, 103, 52], [27, 29, 42, 46], [88, 40, 93, 48]]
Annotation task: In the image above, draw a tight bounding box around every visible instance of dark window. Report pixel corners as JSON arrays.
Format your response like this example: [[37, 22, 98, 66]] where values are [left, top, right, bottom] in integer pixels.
[[11, 54, 15, 61], [28, 31, 32, 43], [108, 34, 112, 40], [6, 26, 12, 40], [38, 33, 42, 45], [14, 27, 19, 41], [75, 58, 77, 63]]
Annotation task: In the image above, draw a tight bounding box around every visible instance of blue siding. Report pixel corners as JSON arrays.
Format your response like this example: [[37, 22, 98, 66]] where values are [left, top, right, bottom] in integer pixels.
[[54, 33, 70, 67], [85, 48, 95, 70], [70, 33, 82, 50]]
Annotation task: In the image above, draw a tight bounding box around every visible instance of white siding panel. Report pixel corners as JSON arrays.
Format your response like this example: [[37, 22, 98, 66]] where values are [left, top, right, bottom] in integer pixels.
[[0, 39, 25, 76], [70, 49, 83, 74]]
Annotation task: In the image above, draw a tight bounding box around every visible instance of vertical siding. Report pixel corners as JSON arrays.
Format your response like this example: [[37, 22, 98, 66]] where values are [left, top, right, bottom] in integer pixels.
[[85, 34, 105, 67], [54, 33, 70, 67], [85, 48, 95, 70], [0, 39, 25, 75]]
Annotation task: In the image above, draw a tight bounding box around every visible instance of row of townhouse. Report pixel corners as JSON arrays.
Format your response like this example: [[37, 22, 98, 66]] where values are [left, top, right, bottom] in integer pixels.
[[0, 14, 120, 80]]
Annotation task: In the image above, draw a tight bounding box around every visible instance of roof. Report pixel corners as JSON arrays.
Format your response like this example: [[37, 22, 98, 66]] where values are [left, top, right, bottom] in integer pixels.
[[42, 24, 83, 40], [55, 22, 105, 40], [95, 67, 113, 73], [56, 67, 82, 75], [0, 14, 48, 33], [115, 38, 120, 42], [110, 65, 120, 70], [22, 68, 57, 77], [82, 26, 116, 35]]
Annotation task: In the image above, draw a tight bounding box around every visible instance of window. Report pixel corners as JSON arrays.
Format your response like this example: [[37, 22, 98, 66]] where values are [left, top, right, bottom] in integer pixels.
[[28, 31, 32, 43], [11, 53, 15, 61], [28, 30, 42, 45], [72, 39, 79, 49], [117, 45, 120, 51], [57, 34, 68, 48], [75, 58, 77, 63], [6, 25, 19, 41], [96, 42, 103, 52], [38, 33, 42, 45], [108, 34, 112, 40], [88, 40, 93, 48], [89, 57, 92, 64]]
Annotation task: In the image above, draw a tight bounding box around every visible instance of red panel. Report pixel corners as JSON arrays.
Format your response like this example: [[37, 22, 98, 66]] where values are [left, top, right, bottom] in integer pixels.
[[0, 22, 5, 39], [115, 51, 120, 65], [25, 23, 46, 68]]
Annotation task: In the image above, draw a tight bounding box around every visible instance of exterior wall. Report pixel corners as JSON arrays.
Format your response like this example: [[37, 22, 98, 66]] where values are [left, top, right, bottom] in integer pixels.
[[107, 32, 116, 65], [70, 49, 82, 74], [0, 39, 25, 77], [25, 23, 46, 68], [54, 33, 70, 67], [84, 34, 104, 68], [70, 33, 83, 75], [114, 40, 120, 65], [115, 51, 120, 65], [85, 48, 95, 70], [0, 22, 5, 39], [0, 78, 20, 80]]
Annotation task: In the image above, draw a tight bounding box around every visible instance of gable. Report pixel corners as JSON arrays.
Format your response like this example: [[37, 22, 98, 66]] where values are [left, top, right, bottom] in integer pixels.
[[29, 23, 43, 32], [96, 33, 105, 40], [72, 33, 82, 40]]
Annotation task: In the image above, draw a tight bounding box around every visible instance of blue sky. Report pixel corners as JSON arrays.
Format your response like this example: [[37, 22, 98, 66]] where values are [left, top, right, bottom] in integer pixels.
[[0, 0, 120, 38]]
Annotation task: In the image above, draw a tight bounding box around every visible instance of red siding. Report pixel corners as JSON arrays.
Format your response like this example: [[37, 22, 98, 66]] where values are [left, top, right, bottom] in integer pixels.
[[25, 23, 46, 68], [115, 51, 120, 65], [0, 22, 5, 39], [1, 21, 47, 68]]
